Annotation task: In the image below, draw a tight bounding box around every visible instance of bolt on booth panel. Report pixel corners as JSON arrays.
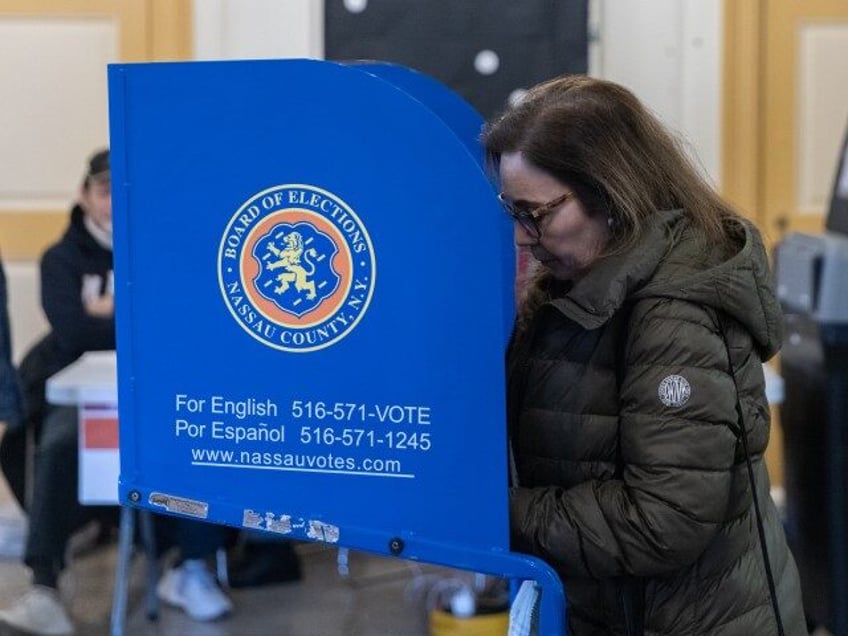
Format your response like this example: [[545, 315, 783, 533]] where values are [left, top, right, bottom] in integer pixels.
[[775, 118, 848, 635], [108, 59, 565, 633]]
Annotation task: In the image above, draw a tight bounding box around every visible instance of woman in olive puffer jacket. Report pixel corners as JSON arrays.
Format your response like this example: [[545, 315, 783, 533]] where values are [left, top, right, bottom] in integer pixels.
[[486, 76, 807, 635]]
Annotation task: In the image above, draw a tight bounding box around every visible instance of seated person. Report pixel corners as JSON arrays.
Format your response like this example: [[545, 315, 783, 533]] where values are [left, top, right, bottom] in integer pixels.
[[152, 515, 231, 620], [0, 149, 231, 635]]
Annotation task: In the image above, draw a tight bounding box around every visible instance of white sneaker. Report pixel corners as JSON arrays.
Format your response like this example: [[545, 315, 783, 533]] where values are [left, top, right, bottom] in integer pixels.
[[0, 585, 74, 635], [157, 559, 233, 622]]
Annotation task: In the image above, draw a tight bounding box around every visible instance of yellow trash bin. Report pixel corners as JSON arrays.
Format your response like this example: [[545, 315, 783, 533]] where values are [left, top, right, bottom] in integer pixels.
[[428, 607, 509, 636]]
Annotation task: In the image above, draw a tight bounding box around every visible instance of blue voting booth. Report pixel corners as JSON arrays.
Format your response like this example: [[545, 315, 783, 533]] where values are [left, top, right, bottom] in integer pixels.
[[108, 59, 564, 633]]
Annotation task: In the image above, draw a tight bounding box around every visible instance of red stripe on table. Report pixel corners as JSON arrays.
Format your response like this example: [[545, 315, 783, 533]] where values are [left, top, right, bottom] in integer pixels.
[[83, 418, 119, 449]]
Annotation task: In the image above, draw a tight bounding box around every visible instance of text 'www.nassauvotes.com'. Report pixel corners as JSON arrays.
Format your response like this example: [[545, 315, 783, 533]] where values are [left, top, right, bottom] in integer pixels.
[[189, 447, 412, 478]]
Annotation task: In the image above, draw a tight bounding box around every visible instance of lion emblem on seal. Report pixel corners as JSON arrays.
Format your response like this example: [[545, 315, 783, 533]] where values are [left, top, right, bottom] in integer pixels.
[[249, 221, 340, 318], [266, 231, 318, 299]]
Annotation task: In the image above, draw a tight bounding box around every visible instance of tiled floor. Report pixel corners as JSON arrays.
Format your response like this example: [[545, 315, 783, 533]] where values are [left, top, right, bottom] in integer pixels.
[[0, 477, 473, 636]]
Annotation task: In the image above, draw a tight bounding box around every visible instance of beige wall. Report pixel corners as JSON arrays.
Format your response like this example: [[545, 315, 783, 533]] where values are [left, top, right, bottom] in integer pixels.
[[0, 11, 117, 358], [0, 0, 190, 359], [590, 0, 723, 185], [193, 0, 323, 60], [5, 262, 44, 363]]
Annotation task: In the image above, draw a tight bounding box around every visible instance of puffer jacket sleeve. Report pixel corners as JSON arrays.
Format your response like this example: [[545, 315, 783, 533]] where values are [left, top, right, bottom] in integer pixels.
[[510, 298, 742, 578]]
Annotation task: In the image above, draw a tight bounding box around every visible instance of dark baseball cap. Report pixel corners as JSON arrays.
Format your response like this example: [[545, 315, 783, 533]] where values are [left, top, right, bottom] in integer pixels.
[[86, 148, 110, 183]]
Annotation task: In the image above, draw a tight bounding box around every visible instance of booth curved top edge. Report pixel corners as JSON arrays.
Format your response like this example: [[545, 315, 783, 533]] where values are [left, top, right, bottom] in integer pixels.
[[108, 57, 494, 183], [107, 58, 490, 171], [331, 59, 488, 170]]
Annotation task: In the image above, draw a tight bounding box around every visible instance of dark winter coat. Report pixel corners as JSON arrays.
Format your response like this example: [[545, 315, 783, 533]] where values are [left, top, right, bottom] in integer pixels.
[[17, 205, 114, 432], [508, 209, 807, 635]]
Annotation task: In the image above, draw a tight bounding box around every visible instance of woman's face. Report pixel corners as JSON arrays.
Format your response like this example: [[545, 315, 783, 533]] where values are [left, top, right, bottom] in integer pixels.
[[499, 151, 609, 281]]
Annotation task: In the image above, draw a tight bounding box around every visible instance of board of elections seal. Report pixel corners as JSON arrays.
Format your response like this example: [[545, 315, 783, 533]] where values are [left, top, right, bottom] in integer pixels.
[[218, 184, 376, 353]]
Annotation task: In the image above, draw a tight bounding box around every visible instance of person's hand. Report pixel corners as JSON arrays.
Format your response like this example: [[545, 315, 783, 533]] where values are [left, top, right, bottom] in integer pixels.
[[85, 294, 114, 318]]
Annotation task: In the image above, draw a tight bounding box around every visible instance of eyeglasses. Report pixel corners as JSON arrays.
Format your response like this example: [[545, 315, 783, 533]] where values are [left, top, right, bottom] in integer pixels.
[[497, 191, 573, 238]]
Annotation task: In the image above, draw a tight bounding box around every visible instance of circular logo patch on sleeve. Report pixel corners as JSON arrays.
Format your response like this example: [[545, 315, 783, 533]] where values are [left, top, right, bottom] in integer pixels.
[[658, 374, 691, 407], [218, 184, 376, 353]]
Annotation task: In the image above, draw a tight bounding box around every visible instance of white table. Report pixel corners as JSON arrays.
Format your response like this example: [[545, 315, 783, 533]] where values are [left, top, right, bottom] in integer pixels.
[[46, 351, 119, 505], [46, 350, 119, 405]]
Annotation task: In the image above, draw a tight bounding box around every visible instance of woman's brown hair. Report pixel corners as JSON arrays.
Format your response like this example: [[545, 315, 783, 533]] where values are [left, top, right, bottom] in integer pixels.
[[483, 75, 742, 256]]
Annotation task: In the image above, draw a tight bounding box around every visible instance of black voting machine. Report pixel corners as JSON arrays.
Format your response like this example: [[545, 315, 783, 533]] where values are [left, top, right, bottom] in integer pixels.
[[776, 118, 848, 635]]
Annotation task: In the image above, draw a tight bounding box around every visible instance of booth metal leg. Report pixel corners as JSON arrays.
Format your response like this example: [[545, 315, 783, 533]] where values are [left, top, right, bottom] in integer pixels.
[[138, 510, 160, 620], [337, 547, 350, 577], [110, 507, 135, 636], [110, 508, 160, 635], [216, 547, 229, 588]]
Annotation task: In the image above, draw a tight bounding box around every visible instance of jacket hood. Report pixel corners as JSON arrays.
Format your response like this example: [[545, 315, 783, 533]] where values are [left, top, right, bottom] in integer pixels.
[[547, 209, 783, 360]]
